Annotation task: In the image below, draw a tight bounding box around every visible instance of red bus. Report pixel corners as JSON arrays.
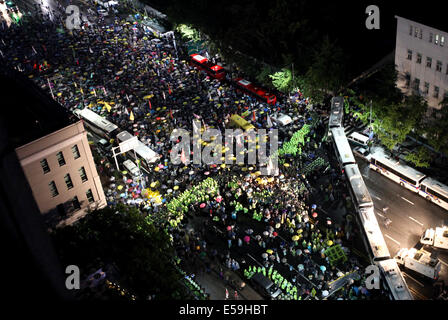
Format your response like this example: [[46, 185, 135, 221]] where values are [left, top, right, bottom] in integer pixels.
[[232, 77, 277, 105], [189, 54, 226, 80]]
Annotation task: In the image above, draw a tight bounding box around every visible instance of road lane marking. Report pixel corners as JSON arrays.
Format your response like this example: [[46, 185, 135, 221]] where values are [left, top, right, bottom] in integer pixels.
[[401, 196, 414, 205], [403, 273, 425, 288], [375, 211, 385, 219], [408, 216, 424, 226], [439, 259, 448, 268], [384, 234, 400, 245]]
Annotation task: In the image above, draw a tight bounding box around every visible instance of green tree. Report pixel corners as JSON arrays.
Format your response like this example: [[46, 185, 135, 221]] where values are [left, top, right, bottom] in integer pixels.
[[304, 36, 345, 104], [51, 204, 187, 300], [375, 94, 427, 151], [269, 68, 293, 93], [404, 146, 431, 168], [425, 97, 448, 155]]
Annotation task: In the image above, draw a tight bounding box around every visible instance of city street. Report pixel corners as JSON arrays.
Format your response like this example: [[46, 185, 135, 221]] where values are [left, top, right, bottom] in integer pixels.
[[357, 157, 448, 299]]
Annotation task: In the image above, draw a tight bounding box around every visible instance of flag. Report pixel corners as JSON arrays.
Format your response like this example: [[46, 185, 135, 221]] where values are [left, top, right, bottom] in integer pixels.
[[104, 102, 112, 112], [89, 47, 93, 54], [169, 109, 173, 119], [168, 84, 172, 95], [193, 113, 201, 120], [130, 111, 134, 121], [148, 99, 152, 109], [32, 46, 37, 54], [124, 107, 129, 115], [162, 91, 166, 100], [225, 288, 229, 299], [253, 111, 256, 122], [102, 87, 107, 95]]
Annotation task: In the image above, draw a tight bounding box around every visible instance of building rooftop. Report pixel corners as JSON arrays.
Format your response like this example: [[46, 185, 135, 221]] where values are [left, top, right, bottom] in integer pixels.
[[0, 64, 76, 149]]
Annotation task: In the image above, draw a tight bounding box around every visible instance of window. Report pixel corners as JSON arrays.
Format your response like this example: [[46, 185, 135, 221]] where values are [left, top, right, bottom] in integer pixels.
[[64, 173, 74, 190], [445, 90, 448, 99], [414, 27, 419, 37], [86, 189, 94, 203], [429, 33, 433, 43], [426, 57, 432, 68], [427, 187, 448, 203], [441, 35, 445, 46], [72, 196, 81, 211], [376, 161, 417, 186], [434, 86, 439, 98], [56, 151, 66, 166], [405, 73, 411, 87], [72, 145, 80, 159], [446, 64, 448, 75], [407, 49, 413, 60], [419, 28, 423, 39], [435, 34, 439, 45], [416, 53, 422, 64], [413, 78, 420, 91], [79, 166, 88, 182], [56, 203, 66, 216], [424, 82, 430, 94], [49, 181, 59, 197], [409, 25, 413, 36], [40, 158, 50, 174], [436, 61, 442, 72]]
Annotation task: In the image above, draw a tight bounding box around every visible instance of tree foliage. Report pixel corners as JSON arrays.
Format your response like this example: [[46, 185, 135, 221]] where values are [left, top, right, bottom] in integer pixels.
[[269, 68, 293, 93], [404, 146, 431, 168], [51, 204, 186, 300]]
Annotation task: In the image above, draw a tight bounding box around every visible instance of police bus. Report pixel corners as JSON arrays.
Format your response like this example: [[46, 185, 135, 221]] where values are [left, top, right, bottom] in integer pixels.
[[117, 131, 159, 174], [369, 147, 426, 193], [330, 127, 356, 169], [73, 108, 119, 139], [189, 54, 226, 80], [418, 177, 448, 211], [328, 96, 344, 134], [377, 259, 414, 300]]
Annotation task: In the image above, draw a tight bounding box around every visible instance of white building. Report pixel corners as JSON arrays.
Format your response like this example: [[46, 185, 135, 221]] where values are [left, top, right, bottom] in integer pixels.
[[395, 16, 448, 110]]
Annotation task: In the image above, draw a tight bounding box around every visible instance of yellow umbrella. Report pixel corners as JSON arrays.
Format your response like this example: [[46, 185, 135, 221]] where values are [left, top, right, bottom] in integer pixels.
[[292, 235, 300, 241], [117, 185, 124, 190], [284, 163, 290, 167], [173, 185, 179, 190], [266, 249, 273, 254]]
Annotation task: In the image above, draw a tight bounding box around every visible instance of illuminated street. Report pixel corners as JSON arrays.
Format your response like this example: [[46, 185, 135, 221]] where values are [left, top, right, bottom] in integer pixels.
[[0, 0, 447, 306]]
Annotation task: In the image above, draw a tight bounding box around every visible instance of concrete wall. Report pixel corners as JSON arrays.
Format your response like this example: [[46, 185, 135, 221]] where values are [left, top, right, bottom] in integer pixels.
[[395, 16, 448, 110], [15, 121, 106, 227]]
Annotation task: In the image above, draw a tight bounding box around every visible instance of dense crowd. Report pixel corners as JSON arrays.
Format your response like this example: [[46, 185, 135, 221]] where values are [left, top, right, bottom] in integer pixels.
[[0, 1, 386, 300]]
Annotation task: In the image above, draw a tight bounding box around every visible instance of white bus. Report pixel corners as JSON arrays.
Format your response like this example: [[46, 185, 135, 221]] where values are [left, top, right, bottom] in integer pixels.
[[418, 177, 448, 211], [330, 127, 356, 168], [117, 131, 159, 173], [377, 259, 414, 300], [328, 96, 344, 133], [73, 108, 119, 139], [369, 147, 426, 193]]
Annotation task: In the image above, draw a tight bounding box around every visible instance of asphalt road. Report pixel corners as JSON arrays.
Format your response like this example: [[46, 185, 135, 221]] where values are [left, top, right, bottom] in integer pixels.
[[357, 156, 448, 299]]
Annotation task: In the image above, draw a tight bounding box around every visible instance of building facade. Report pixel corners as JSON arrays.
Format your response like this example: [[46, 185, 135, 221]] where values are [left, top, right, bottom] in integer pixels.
[[15, 121, 106, 227], [395, 16, 448, 110]]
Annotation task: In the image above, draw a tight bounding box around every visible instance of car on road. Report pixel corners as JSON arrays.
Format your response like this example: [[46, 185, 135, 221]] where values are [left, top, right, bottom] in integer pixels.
[[352, 145, 370, 161]]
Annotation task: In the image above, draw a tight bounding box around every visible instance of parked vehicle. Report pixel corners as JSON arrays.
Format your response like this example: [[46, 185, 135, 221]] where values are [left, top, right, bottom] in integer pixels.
[[122, 159, 141, 180], [395, 247, 441, 280], [353, 146, 370, 161], [420, 223, 448, 249], [347, 131, 371, 147]]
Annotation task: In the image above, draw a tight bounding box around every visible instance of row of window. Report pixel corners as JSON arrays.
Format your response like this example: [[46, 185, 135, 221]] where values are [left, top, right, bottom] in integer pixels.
[[404, 73, 448, 99], [406, 49, 448, 74], [409, 25, 445, 47], [56, 192, 94, 216], [40, 145, 81, 174], [48, 167, 88, 196], [371, 159, 418, 185]]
